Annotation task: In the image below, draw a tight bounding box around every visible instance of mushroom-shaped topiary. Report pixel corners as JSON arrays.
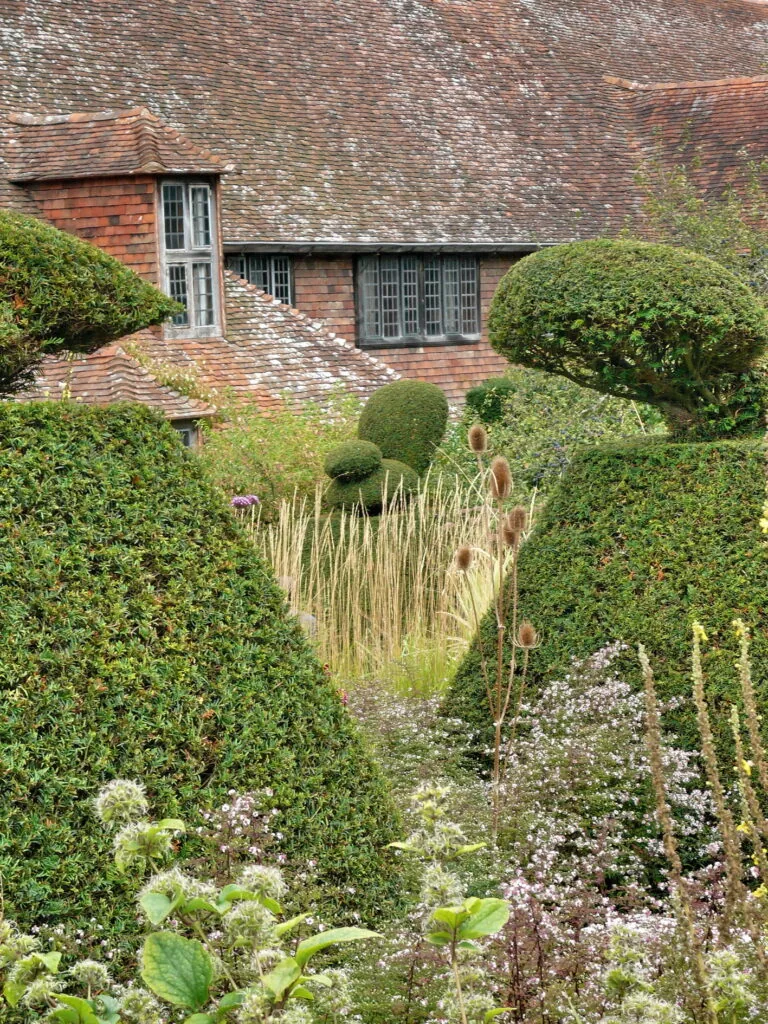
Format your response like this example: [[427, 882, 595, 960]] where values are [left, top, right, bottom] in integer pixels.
[[325, 458, 419, 514], [0, 209, 180, 396], [324, 439, 383, 482], [358, 379, 449, 473], [488, 239, 768, 438]]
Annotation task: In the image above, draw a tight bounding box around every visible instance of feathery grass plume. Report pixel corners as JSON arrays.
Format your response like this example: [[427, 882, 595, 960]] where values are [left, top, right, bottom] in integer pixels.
[[468, 423, 488, 454], [638, 644, 717, 1024], [517, 622, 538, 649], [733, 618, 768, 798], [455, 545, 473, 572], [489, 456, 512, 501], [691, 622, 746, 937]]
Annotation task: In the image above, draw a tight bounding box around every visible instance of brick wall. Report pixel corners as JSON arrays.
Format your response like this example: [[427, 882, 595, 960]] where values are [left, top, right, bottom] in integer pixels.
[[29, 176, 159, 283], [293, 256, 356, 341]]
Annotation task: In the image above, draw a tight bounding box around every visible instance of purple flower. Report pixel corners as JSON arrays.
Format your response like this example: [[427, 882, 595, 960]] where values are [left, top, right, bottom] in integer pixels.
[[230, 494, 260, 508]]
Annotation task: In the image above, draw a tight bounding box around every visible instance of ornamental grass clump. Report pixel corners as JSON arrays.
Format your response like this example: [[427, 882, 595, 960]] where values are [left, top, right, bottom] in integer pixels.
[[488, 239, 768, 438]]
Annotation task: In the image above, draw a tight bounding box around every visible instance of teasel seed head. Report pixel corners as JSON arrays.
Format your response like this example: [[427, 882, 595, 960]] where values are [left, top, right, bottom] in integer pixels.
[[507, 505, 528, 533], [489, 456, 512, 501], [502, 521, 519, 548], [517, 621, 538, 649], [455, 545, 473, 572], [468, 423, 488, 454]]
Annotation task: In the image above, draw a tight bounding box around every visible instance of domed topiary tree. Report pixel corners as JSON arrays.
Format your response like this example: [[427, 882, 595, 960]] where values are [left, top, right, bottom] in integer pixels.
[[358, 379, 449, 473], [0, 209, 179, 395], [488, 239, 768, 437]]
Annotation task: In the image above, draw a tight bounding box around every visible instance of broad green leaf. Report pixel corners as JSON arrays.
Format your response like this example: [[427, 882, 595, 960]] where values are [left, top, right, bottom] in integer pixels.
[[257, 894, 283, 915], [425, 930, 452, 946], [3, 979, 26, 1007], [217, 990, 246, 1011], [454, 843, 486, 857], [263, 957, 301, 1000], [485, 1009, 515, 1021], [386, 841, 417, 851], [306, 973, 333, 988], [295, 928, 380, 968], [291, 986, 315, 1000], [140, 891, 176, 926], [155, 818, 186, 832], [141, 931, 213, 1010], [54, 995, 101, 1024], [183, 897, 220, 916], [48, 1010, 79, 1024], [458, 940, 482, 952], [432, 907, 463, 930], [183, 1015, 214, 1024], [36, 951, 63, 973], [457, 899, 510, 940], [274, 912, 308, 938]]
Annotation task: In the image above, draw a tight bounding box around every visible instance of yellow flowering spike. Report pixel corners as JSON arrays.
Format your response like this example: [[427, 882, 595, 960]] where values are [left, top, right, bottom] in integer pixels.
[[692, 621, 708, 643]]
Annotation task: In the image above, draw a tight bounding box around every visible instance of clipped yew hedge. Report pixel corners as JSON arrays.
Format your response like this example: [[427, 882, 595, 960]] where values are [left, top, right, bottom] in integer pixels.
[[445, 437, 768, 757], [0, 403, 400, 938], [0, 210, 178, 395]]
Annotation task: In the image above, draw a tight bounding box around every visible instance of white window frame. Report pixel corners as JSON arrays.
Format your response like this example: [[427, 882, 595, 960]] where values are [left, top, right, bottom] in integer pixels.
[[160, 179, 221, 338]]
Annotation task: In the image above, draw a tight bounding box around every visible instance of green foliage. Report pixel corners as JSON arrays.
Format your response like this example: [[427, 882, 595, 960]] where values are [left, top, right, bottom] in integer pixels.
[[325, 458, 418, 513], [435, 367, 664, 497], [464, 378, 516, 425], [488, 239, 768, 438], [445, 436, 768, 757], [0, 210, 179, 395], [358, 380, 449, 474], [199, 394, 360, 519], [323, 440, 383, 482], [0, 402, 400, 942]]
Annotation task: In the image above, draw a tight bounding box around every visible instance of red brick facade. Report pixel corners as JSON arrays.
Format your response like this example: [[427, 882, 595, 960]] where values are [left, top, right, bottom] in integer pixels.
[[290, 253, 514, 401], [30, 175, 159, 282]]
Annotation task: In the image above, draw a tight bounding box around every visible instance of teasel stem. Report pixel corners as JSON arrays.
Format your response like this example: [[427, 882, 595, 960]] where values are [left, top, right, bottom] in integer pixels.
[[734, 619, 768, 800], [691, 623, 746, 938], [639, 645, 718, 1024]]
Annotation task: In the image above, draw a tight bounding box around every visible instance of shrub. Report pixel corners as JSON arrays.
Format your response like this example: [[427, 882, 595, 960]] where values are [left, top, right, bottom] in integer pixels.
[[0, 209, 179, 395], [325, 458, 418, 513], [324, 439, 383, 481], [358, 380, 449, 474], [465, 377, 516, 425], [488, 239, 768, 438], [0, 403, 401, 942], [445, 436, 768, 760], [199, 392, 360, 519]]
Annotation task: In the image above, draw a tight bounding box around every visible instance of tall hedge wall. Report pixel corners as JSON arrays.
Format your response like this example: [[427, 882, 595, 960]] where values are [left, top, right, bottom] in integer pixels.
[[445, 437, 768, 756], [0, 403, 400, 938]]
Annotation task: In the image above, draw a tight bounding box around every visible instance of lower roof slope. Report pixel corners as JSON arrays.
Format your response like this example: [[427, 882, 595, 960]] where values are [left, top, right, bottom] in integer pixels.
[[1, 0, 767, 244]]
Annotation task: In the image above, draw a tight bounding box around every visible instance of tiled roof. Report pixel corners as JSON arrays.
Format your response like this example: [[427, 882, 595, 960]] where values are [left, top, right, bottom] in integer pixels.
[[135, 272, 399, 409], [609, 75, 768, 197], [1, 1, 768, 243], [6, 108, 226, 183], [14, 341, 217, 421]]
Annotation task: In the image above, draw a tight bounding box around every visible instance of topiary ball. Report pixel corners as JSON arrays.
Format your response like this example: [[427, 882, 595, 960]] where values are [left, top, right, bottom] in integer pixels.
[[324, 439, 383, 482], [325, 458, 419, 513], [358, 380, 449, 474]]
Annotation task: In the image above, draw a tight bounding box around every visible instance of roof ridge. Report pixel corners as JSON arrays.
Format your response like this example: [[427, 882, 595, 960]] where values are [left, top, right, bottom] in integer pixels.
[[604, 73, 768, 93]]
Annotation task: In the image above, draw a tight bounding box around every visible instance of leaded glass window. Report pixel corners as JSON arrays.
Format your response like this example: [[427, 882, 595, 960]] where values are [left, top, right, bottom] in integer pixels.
[[225, 254, 294, 306], [161, 180, 219, 336], [357, 255, 480, 345]]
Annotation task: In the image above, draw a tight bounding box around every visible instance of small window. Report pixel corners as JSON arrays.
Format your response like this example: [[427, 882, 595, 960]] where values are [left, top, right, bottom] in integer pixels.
[[226, 254, 294, 306], [161, 181, 220, 336], [357, 255, 480, 345]]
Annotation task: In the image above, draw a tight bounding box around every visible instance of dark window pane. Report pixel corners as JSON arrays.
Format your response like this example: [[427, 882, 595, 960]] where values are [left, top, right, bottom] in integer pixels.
[[359, 257, 380, 339], [380, 257, 400, 339], [246, 255, 271, 291], [273, 257, 292, 304], [401, 257, 419, 335], [163, 184, 185, 250], [193, 262, 215, 326], [460, 258, 479, 334], [168, 263, 189, 325], [442, 257, 460, 335], [226, 254, 247, 279], [190, 186, 212, 248], [424, 258, 442, 336]]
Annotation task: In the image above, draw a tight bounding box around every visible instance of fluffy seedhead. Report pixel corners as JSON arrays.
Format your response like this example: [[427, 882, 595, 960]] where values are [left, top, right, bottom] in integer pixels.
[[517, 622, 538, 649], [468, 423, 488, 454], [489, 457, 512, 501], [455, 545, 473, 572]]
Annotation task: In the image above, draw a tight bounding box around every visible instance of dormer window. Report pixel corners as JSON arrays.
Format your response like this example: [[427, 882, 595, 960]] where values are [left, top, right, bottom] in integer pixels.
[[161, 180, 220, 336]]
